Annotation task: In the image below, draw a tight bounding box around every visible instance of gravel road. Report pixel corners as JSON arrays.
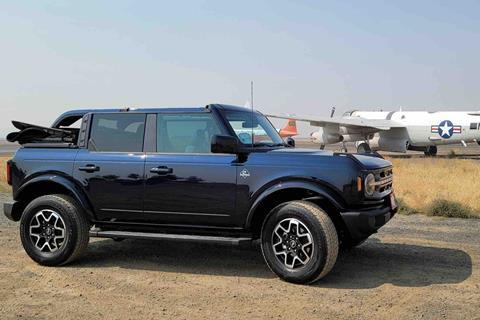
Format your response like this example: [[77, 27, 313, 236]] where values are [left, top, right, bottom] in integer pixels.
[[0, 193, 479, 320]]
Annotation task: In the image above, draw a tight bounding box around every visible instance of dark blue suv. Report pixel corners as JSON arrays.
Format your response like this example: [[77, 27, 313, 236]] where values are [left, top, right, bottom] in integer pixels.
[[4, 104, 397, 284]]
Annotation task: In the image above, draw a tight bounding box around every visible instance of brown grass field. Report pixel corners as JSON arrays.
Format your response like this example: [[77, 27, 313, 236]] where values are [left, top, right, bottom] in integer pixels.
[[0, 155, 478, 217], [389, 158, 480, 218], [0, 156, 10, 193]]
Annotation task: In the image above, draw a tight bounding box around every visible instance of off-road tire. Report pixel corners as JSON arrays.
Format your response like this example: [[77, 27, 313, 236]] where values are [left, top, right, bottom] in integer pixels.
[[20, 194, 90, 266], [261, 201, 339, 284]]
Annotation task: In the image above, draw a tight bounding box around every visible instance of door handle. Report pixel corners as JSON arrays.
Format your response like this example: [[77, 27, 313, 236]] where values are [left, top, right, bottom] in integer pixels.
[[78, 164, 100, 173], [150, 166, 173, 175]]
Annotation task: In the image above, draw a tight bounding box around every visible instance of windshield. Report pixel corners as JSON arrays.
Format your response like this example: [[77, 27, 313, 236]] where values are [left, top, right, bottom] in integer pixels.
[[224, 111, 284, 147]]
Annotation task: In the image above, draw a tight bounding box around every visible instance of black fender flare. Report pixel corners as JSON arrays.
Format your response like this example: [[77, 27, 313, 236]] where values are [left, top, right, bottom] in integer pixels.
[[245, 180, 345, 229], [14, 174, 96, 220]]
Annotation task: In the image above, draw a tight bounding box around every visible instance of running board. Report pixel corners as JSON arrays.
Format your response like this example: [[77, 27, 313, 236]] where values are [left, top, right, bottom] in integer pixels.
[[89, 229, 253, 246]]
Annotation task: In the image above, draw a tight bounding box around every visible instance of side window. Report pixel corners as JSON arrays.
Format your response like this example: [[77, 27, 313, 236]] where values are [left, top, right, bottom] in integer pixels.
[[157, 113, 221, 153], [89, 113, 146, 152], [470, 123, 477, 130]]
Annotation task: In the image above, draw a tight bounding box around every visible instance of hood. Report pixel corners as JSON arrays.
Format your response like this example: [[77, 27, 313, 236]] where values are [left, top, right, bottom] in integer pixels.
[[266, 148, 391, 170], [348, 153, 392, 170]]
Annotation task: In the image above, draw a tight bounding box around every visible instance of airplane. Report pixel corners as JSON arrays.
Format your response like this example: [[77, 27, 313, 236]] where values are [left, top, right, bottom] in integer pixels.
[[278, 119, 298, 138], [267, 109, 480, 156]]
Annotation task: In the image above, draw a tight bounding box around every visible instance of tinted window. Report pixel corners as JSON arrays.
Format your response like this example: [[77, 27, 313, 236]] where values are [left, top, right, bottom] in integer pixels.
[[157, 113, 221, 153], [90, 113, 146, 152], [470, 123, 478, 130]]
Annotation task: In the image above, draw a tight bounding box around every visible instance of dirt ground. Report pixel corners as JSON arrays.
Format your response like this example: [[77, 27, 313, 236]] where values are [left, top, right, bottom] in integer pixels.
[[0, 193, 479, 320]]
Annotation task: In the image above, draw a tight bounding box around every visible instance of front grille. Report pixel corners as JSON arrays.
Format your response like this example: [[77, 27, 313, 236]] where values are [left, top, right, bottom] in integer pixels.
[[372, 167, 393, 198]]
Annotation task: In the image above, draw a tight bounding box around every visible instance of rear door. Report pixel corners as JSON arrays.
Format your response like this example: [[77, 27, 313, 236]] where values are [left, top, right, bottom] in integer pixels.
[[144, 112, 238, 227], [73, 112, 146, 221]]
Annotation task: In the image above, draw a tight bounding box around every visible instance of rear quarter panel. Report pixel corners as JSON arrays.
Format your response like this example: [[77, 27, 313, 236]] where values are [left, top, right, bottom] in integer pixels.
[[11, 148, 79, 198]]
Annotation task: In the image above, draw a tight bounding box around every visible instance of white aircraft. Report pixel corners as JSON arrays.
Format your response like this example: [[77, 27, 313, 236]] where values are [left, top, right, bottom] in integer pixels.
[[267, 109, 480, 156]]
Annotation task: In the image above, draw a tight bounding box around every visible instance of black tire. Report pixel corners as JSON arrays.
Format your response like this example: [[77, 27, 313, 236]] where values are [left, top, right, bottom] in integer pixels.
[[260, 201, 339, 284], [19, 194, 90, 266], [357, 142, 371, 153], [424, 146, 438, 157]]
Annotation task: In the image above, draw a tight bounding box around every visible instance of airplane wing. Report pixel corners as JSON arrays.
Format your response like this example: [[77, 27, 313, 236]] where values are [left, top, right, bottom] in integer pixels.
[[265, 113, 404, 131]]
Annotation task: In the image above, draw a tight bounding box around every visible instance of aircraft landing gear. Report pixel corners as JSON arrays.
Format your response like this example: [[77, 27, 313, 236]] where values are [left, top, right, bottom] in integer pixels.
[[319, 144, 325, 150], [424, 146, 438, 157], [356, 142, 371, 154]]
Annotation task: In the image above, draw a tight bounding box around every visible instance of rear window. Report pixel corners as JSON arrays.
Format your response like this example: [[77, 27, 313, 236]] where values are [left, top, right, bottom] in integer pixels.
[[89, 113, 146, 152]]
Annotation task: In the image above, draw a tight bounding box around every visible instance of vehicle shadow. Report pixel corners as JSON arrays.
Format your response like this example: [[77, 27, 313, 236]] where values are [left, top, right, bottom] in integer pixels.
[[318, 238, 473, 289], [76, 238, 275, 279], [75, 237, 473, 287]]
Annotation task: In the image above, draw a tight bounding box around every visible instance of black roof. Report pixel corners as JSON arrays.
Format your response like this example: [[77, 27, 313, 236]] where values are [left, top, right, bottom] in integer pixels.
[[52, 104, 259, 127]]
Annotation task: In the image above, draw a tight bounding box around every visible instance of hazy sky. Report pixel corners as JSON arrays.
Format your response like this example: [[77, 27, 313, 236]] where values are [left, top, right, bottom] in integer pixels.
[[1, 0, 480, 137]]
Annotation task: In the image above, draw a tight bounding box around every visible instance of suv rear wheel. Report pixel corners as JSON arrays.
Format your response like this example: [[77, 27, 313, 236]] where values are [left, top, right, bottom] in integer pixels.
[[261, 201, 339, 284], [19, 194, 90, 266]]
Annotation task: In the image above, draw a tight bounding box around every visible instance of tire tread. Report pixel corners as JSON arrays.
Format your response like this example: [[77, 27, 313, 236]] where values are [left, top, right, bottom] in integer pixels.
[[20, 194, 90, 266], [287, 201, 339, 283]]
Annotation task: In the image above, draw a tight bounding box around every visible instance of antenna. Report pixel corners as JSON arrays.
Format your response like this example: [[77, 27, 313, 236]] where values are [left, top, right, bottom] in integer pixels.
[[330, 107, 336, 118], [251, 81, 254, 151]]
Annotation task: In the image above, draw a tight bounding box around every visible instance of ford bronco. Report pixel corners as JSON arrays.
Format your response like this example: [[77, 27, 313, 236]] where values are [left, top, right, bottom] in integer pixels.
[[4, 104, 397, 284]]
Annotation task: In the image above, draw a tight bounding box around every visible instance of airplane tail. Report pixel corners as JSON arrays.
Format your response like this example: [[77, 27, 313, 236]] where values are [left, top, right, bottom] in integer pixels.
[[279, 119, 298, 137]]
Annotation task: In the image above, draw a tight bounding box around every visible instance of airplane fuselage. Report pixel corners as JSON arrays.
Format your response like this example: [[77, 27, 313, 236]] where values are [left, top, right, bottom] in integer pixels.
[[349, 111, 480, 152]]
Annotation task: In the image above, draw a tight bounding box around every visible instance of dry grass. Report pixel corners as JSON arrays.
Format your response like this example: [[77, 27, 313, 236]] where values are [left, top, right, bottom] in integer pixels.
[[0, 156, 11, 193], [389, 158, 480, 218]]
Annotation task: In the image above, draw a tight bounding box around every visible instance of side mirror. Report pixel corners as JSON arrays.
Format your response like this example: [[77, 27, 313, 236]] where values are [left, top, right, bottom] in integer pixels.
[[211, 135, 239, 154], [285, 137, 295, 147]]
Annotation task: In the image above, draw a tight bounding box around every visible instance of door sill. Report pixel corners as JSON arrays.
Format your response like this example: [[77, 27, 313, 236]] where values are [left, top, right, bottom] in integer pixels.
[[89, 229, 253, 246]]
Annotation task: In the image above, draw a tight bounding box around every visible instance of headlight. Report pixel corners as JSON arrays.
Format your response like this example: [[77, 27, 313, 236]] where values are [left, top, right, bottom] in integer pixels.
[[364, 173, 376, 196]]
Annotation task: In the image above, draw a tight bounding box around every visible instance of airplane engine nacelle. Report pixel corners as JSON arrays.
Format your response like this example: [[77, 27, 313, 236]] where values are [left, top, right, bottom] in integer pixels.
[[310, 128, 344, 145], [368, 133, 408, 153], [341, 134, 370, 143]]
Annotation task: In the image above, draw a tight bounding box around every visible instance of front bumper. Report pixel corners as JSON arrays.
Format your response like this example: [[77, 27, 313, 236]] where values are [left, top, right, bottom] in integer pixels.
[[340, 194, 398, 241]]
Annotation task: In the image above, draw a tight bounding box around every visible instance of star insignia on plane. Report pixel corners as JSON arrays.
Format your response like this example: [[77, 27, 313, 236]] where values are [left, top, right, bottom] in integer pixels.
[[431, 120, 461, 139]]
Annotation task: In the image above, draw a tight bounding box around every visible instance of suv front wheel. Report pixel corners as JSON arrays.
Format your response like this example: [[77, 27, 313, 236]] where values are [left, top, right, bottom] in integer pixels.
[[20, 194, 90, 266], [261, 201, 339, 284]]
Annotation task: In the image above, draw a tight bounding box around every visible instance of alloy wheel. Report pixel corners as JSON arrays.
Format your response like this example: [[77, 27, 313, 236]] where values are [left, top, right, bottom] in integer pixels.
[[271, 218, 314, 269], [29, 209, 66, 253]]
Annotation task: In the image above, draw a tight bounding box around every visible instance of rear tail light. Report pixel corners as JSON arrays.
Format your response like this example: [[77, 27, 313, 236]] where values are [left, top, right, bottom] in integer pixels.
[[6, 160, 12, 185]]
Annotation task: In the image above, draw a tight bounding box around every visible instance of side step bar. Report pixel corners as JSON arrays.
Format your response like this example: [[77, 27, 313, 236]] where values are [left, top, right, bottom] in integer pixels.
[[89, 229, 253, 246]]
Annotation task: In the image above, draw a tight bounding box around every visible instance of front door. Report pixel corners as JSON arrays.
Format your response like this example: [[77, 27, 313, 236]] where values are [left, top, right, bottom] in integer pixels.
[[73, 112, 147, 221], [144, 112, 238, 227]]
